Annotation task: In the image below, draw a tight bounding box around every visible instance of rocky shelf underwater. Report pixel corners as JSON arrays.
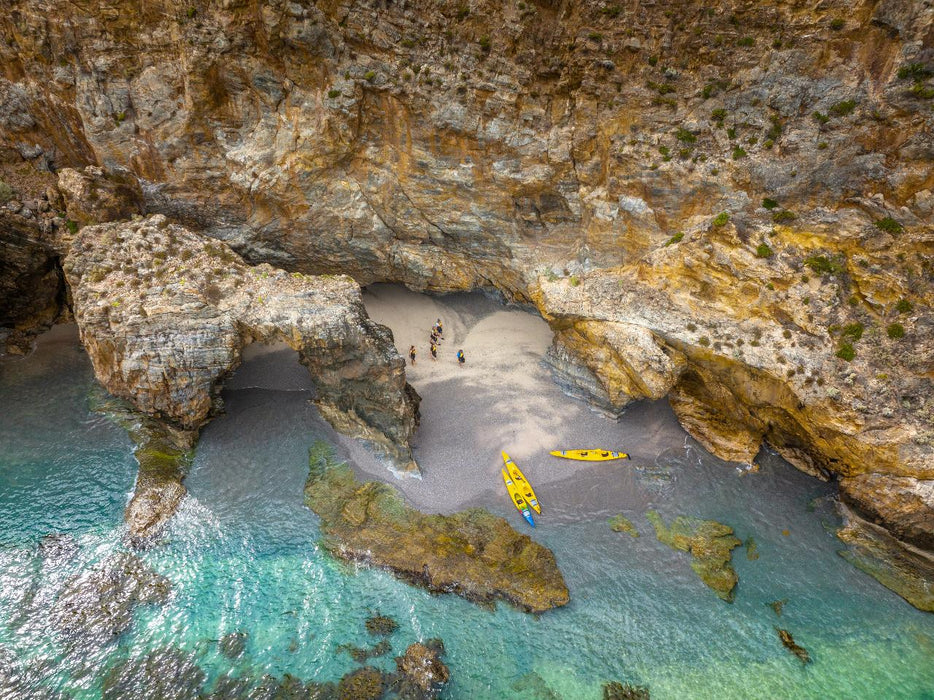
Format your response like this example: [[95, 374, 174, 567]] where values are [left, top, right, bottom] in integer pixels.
[[1, 294, 934, 700]]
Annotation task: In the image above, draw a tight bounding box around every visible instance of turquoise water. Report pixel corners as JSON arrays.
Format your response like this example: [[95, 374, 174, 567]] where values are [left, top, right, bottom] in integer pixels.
[[1, 327, 933, 699]]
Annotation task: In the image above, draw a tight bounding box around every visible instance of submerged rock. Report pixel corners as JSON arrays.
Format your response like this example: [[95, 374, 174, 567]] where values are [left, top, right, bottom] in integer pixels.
[[511, 671, 563, 700], [744, 536, 760, 561], [337, 639, 391, 664], [646, 511, 741, 602], [608, 514, 639, 537], [51, 552, 171, 650], [103, 646, 205, 700], [337, 666, 384, 700], [603, 681, 650, 699], [218, 630, 248, 659], [365, 612, 399, 637], [768, 599, 788, 617], [391, 642, 450, 700], [776, 628, 811, 664], [304, 442, 569, 613]]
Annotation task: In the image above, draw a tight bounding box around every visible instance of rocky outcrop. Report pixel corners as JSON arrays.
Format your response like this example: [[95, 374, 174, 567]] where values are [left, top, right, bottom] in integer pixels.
[[63, 215, 419, 477], [1, 0, 932, 607], [646, 510, 742, 602], [304, 441, 569, 613], [57, 165, 144, 226]]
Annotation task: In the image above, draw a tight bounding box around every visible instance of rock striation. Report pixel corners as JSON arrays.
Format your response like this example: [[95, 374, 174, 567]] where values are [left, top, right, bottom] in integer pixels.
[[304, 442, 569, 613]]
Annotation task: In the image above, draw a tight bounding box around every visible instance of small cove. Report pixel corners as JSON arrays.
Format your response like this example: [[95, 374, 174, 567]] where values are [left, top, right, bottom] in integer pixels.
[[0, 289, 932, 698]]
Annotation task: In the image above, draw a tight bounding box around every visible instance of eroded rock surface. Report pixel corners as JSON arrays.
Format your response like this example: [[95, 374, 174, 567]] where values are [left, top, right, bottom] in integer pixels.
[[304, 442, 569, 613], [63, 215, 419, 478]]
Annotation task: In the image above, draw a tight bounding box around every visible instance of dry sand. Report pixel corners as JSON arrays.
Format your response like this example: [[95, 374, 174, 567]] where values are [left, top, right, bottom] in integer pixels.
[[333, 284, 694, 525]]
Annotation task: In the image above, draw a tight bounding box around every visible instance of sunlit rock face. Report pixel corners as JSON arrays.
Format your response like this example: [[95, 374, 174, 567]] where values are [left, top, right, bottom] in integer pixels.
[[1, 0, 932, 606], [63, 215, 419, 476]]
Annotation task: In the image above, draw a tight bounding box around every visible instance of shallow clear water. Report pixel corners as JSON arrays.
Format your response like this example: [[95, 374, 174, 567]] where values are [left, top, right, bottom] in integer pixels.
[[1, 323, 933, 699]]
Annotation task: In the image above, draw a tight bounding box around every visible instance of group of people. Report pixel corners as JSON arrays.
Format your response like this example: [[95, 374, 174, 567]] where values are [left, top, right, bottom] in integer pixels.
[[408, 319, 465, 366]]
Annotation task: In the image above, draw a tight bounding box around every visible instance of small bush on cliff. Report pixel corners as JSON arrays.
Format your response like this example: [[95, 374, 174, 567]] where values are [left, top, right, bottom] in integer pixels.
[[897, 63, 932, 81], [895, 298, 913, 314], [841, 322, 864, 342], [772, 210, 796, 224], [835, 342, 855, 361], [569, 275, 581, 287], [874, 217, 903, 234], [478, 35, 491, 52], [813, 111, 829, 125], [665, 232, 684, 246], [804, 254, 844, 275], [712, 212, 729, 227], [829, 18, 845, 30], [755, 243, 773, 258], [327, 89, 341, 99], [675, 128, 696, 144], [829, 100, 857, 117], [887, 323, 905, 339], [66, 220, 79, 235], [762, 198, 779, 210], [732, 146, 747, 159], [711, 108, 727, 122], [736, 36, 755, 47]]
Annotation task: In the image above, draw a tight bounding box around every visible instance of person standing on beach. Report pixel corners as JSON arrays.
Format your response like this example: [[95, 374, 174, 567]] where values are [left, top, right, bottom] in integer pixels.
[[435, 319, 443, 337], [409, 345, 417, 365], [457, 349, 465, 365], [430, 342, 438, 360]]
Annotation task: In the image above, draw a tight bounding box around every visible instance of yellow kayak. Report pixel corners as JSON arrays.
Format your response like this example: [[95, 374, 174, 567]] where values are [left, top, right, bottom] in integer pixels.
[[502, 451, 541, 514], [502, 469, 535, 527], [550, 449, 630, 461]]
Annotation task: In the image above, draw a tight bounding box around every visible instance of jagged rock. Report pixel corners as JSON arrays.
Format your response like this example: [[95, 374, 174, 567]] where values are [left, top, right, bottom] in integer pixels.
[[63, 215, 419, 479], [50, 552, 171, 651], [218, 631, 248, 659], [57, 166, 144, 227], [336, 666, 384, 700], [646, 511, 741, 602], [365, 612, 398, 637], [603, 681, 650, 700], [305, 441, 569, 613], [393, 642, 450, 699], [776, 628, 811, 664]]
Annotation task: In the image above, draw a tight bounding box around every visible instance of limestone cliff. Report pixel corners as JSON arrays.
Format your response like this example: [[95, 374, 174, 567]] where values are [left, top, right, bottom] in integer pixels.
[[0, 0, 932, 606]]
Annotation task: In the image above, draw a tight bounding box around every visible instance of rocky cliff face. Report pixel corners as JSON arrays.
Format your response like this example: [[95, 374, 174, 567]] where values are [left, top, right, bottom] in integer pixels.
[[0, 0, 931, 606]]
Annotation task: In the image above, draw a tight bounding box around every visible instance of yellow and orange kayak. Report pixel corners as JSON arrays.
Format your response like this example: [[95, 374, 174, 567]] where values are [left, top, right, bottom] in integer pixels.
[[502, 451, 541, 514], [549, 449, 630, 461]]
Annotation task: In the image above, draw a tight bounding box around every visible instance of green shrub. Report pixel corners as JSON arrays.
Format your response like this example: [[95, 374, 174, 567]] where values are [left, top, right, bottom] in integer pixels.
[[732, 146, 747, 159], [897, 63, 931, 80], [755, 243, 773, 258], [711, 108, 727, 121], [908, 83, 934, 99], [648, 55, 659, 66], [886, 323, 905, 339], [874, 217, 903, 234], [648, 81, 676, 95], [569, 275, 581, 287], [327, 89, 341, 99], [712, 212, 729, 227], [0, 180, 12, 204], [762, 198, 779, 210], [698, 336, 710, 346], [765, 115, 783, 141], [772, 210, 796, 223], [66, 220, 79, 235], [829, 99, 856, 116], [588, 32, 603, 42], [363, 70, 376, 82], [804, 254, 845, 275], [665, 232, 684, 246], [727, 127, 737, 139], [813, 111, 829, 124], [895, 298, 913, 314], [736, 36, 755, 47], [829, 18, 845, 30], [478, 35, 491, 51], [841, 322, 864, 342], [835, 342, 855, 361], [675, 127, 696, 143], [658, 145, 670, 156]]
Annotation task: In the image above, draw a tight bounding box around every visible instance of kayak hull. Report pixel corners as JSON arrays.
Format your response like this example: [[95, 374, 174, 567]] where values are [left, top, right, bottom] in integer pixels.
[[502, 469, 535, 528], [501, 451, 541, 514], [549, 449, 630, 462]]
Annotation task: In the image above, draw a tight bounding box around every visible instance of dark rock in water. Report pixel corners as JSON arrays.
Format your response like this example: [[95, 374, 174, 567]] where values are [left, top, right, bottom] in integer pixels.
[[603, 681, 650, 699], [0, 645, 70, 700], [37, 532, 80, 562], [745, 536, 759, 561], [51, 551, 171, 651], [646, 511, 741, 602], [768, 598, 788, 617], [338, 639, 391, 663], [337, 666, 385, 700], [103, 646, 205, 700], [391, 642, 450, 700], [304, 442, 569, 613], [777, 628, 811, 664], [219, 630, 248, 659], [365, 612, 399, 636], [510, 670, 562, 699]]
